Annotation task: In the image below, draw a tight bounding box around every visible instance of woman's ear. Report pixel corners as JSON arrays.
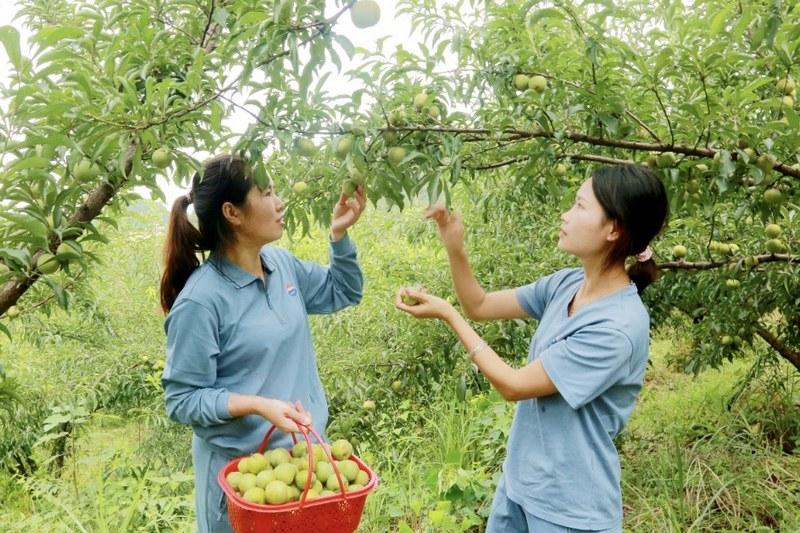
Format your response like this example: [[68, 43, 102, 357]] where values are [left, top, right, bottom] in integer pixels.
[[221, 201, 242, 227], [606, 219, 621, 242]]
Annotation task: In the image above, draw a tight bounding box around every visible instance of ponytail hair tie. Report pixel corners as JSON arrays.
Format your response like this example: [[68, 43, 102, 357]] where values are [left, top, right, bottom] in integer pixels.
[[185, 192, 193, 204], [635, 246, 653, 262]]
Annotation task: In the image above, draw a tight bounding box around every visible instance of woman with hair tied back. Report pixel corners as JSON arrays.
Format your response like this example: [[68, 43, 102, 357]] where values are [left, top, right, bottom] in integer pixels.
[[159, 154, 366, 532], [396, 165, 669, 532]]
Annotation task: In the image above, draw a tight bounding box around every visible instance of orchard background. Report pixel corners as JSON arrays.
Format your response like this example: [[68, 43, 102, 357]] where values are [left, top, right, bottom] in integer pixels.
[[0, 1, 798, 531]]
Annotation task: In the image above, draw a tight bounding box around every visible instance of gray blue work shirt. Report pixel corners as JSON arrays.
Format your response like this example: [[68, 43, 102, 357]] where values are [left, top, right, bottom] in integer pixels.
[[505, 267, 649, 530], [162, 235, 363, 455]]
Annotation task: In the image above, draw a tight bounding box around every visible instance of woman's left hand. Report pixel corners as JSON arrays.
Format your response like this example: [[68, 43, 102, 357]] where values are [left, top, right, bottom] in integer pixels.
[[395, 286, 456, 321], [330, 185, 367, 240]]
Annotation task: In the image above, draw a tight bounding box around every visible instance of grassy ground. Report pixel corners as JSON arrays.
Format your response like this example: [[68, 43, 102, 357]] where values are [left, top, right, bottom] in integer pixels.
[[617, 339, 800, 532]]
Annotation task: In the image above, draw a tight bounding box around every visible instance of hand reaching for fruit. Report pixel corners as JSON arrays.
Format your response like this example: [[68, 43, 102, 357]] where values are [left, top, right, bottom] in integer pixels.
[[425, 203, 465, 253], [395, 286, 456, 321], [330, 185, 367, 241]]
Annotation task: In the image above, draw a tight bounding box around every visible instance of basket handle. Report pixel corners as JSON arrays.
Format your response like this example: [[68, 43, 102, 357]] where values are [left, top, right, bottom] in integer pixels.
[[256, 423, 351, 507]]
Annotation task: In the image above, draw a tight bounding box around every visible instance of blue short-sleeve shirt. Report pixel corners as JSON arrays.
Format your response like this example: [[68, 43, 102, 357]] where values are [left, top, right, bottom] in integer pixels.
[[161, 236, 363, 456], [505, 267, 650, 530]]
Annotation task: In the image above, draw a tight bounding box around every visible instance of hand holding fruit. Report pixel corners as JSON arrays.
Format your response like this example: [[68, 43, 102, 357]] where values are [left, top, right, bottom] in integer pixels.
[[330, 185, 367, 240], [425, 203, 465, 253], [395, 286, 455, 321], [257, 399, 311, 433]]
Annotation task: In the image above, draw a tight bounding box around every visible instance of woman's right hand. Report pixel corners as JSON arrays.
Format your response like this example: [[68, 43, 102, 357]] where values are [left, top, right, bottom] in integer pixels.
[[259, 398, 312, 433], [425, 203, 465, 253]]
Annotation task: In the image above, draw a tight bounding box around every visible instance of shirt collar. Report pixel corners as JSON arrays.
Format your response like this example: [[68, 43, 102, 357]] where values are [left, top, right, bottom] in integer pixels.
[[209, 249, 276, 289]]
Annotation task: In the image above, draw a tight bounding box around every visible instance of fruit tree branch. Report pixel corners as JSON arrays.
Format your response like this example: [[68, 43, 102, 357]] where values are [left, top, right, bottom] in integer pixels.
[[156, 16, 201, 46], [97, 5, 351, 133], [754, 325, 800, 372], [252, 2, 352, 70], [651, 86, 675, 145], [381, 126, 800, 178], [200, 1, 216, 50], [0, 144, 135, 317], [23, 270, 86, 314], [1, 5, 354, 318], [563, 153, 633, 166], [143, 2, 352, 132], [624, 110, 661, 143], [520, 71, 661, 143], [467, 156, 529, 171], [658, 253, 799, 271]]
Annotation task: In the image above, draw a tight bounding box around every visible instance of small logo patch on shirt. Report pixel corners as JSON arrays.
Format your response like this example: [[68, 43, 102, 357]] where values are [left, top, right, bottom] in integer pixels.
[[286, 283, 298, 296]]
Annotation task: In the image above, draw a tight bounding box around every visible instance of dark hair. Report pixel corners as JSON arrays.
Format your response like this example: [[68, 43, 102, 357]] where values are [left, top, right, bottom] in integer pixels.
[[591, 164, 669, 294], [159, 154, 254, 312]]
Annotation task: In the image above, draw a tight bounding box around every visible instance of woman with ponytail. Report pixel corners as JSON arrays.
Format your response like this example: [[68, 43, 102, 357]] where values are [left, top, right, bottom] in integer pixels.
[[396, 165, 668, 532], [160, 154, 366, 532]]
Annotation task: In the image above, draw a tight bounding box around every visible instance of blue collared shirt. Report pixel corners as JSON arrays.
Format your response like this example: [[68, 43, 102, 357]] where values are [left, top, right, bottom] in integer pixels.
[[162, 235, 363, 454]]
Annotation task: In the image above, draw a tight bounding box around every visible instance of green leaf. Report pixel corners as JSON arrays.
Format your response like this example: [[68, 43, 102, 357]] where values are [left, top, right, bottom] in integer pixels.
[[36, 48, 75, 68], [32, 26, 84, 51], [94, 216, 119, 230], [42, 413, 72, 428], [456, 374, 467, 401], [334, 34, 355, 59], [710, 8, 732, 35], [299, 60, 315, 101], [43, 277, 68, 310], [0, 248, 29, 265], [130, 144, 143, 182], [7, 157, 50, 173], [399, 151, 427, 166], [212, 7, 229, 26], [764, 12, 781, 47], [426, 174, 441, 203], [450, 157, 461, 186], [34, 431, 69, 447], [239, 11, 269, 26], [0, 212, 49, 245], [0, 25, 21, 70], [206, 100, 221, 132], [783, 107, 799, 130], [66, 71, 95, 98], [252, 163, 268, 190], [526, 7, 563, 27]]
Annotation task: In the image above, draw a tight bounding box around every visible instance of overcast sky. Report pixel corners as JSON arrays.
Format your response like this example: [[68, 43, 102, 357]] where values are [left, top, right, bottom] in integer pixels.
[[0, 1, 413, 207]]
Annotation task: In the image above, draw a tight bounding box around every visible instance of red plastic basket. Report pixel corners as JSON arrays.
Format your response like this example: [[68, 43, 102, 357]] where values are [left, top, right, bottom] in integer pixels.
[[218, 424, 378, 533]]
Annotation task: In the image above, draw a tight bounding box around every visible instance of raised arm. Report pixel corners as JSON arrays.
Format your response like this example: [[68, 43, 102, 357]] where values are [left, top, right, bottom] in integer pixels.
[[289, 185, 366, 314], [291, 234, 363, 314], [426, 204, 528, 321]]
